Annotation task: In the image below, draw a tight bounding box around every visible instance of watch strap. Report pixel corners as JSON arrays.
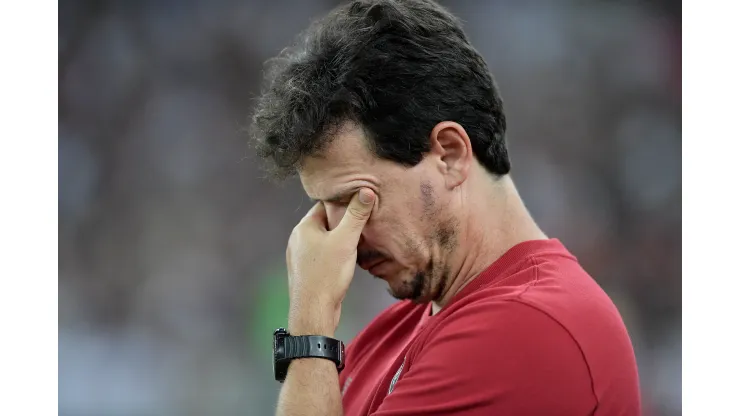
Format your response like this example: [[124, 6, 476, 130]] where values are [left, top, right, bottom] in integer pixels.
[[283, 335, 344, 370]]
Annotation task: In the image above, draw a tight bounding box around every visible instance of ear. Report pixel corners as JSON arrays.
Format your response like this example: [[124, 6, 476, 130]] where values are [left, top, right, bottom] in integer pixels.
[[428, 121, 473, 189]]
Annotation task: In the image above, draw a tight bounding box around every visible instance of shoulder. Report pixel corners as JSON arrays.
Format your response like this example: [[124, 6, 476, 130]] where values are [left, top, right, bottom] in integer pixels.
[[412, 262, 613, 384], [418, 297, 588, 365], [378, 299, 597, 414]]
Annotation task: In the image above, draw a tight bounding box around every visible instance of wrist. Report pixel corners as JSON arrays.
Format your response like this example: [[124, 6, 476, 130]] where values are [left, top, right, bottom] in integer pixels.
[[288, 303, 336, 337], [288, 320, 335, 337]]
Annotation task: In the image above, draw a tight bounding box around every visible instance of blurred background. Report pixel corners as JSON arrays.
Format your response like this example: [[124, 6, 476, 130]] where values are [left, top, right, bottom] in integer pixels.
[[58, 0, 681, 415]]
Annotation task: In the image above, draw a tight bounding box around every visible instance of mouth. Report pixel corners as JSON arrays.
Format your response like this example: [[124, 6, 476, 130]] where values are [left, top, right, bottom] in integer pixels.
[[358, 258, 385, 272], [368, 260, 391, 277]]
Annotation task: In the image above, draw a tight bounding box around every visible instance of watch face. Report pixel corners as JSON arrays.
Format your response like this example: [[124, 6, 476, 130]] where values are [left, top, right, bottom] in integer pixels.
[[273, 328, 288, 382], [338, 342, 345, 371]]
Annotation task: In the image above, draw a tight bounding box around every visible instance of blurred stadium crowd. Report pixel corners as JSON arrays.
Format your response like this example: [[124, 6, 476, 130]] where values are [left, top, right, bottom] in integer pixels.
[[58, 1, 681, 415]]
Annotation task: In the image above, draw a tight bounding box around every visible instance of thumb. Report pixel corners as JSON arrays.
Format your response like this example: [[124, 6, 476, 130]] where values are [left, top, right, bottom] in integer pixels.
[[335, 188, 375, 237]]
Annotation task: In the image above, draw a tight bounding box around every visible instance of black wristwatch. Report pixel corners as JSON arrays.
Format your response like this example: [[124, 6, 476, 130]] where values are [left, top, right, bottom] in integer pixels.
[[273, 327, 345, 383]]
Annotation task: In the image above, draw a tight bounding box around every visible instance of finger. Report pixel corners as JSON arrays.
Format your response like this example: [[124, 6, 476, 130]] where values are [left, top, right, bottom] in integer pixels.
[[300, 200, 328, 229], [335, 188, 375, 239]]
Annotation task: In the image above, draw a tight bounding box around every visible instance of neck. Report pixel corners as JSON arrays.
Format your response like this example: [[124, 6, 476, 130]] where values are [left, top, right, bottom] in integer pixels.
[[431, 174, 547, 315]]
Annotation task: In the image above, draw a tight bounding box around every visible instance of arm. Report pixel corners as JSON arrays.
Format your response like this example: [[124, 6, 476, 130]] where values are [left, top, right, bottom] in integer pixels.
[[276, 313, 343, 416], [277, 189, 376, 416], [277, 358, 343, 416]]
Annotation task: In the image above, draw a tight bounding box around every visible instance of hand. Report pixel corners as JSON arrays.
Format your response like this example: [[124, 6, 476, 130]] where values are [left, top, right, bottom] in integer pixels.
[[286, 188, 376, 336]]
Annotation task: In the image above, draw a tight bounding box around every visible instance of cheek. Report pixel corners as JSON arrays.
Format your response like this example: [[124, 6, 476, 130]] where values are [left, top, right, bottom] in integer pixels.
[[362, 214, 410, 257], [359, 212, 390, 250], [360, 216, 382, 243]]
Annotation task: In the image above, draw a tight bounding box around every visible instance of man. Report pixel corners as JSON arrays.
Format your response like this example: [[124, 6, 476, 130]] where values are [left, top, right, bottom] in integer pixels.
[[251, 0, 641, 415]]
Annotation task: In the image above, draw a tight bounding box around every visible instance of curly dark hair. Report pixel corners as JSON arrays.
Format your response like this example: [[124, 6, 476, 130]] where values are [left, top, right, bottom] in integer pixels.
[[250, 0, 510, 180]]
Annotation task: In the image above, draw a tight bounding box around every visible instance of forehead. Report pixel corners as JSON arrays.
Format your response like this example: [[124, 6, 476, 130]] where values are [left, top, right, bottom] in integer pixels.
[[299, 123, 382, 200]]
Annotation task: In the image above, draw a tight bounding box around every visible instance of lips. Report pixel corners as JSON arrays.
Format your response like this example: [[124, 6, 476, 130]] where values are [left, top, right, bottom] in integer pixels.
[[368, 260, 389, 276], [358, 258, 385, 272]]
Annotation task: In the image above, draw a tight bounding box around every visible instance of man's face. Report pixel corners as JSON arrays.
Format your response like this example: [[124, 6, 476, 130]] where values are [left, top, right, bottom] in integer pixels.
[[299, 123, 458, 303]]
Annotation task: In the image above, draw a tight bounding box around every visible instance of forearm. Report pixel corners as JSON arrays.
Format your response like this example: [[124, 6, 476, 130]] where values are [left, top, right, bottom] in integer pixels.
[[276, 357, 343, 416], [276, 306, 343, 416]]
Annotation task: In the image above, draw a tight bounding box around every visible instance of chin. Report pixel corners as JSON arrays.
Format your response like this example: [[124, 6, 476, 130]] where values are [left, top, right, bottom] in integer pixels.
[[386, 287, 430, 304], [384, 271, 428, 303]]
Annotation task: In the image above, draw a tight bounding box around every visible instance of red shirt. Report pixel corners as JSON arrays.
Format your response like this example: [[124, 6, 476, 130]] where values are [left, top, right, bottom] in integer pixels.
[[339, 239, 641, 415]]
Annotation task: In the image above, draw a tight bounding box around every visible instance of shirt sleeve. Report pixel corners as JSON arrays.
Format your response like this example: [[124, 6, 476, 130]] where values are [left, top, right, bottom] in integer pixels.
[[370, 299, 597, 416]]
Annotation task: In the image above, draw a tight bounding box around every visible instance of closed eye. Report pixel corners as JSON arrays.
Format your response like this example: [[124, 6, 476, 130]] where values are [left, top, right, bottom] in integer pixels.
[[309, 188, 358, 206], [328, 198, 351, 206]]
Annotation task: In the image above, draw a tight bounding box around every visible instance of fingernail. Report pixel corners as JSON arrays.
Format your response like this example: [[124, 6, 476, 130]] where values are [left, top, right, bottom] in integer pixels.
[[359, 189, 374, 205]]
